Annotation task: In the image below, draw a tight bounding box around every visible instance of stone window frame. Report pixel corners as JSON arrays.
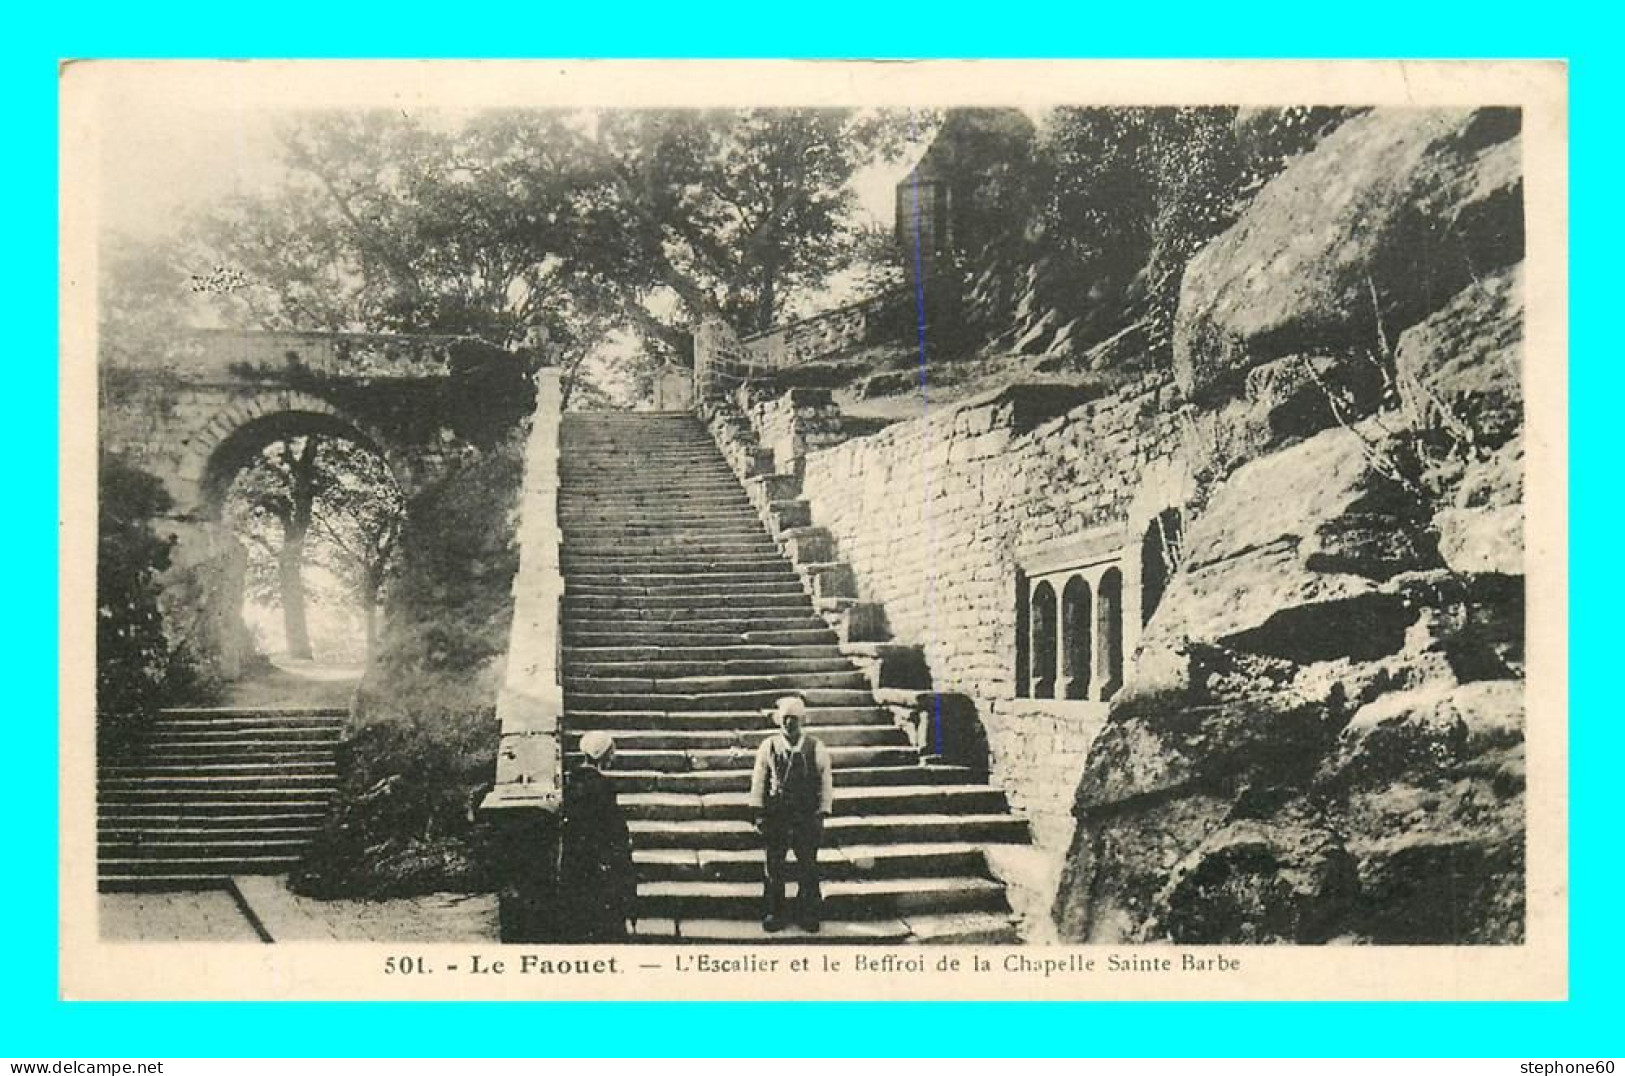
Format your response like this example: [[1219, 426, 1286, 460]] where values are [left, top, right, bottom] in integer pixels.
[[1015, 523, 1128, 704]]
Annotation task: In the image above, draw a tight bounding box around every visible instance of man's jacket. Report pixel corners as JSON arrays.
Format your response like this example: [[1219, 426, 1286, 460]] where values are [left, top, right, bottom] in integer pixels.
[[749, 733, 835, 818]]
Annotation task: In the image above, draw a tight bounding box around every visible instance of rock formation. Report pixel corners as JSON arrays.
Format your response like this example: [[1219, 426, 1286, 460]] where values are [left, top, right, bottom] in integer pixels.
[[1054, 107, 1527, 944]]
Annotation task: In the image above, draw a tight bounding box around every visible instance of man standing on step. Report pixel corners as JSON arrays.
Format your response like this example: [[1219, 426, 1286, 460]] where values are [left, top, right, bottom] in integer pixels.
[[558, 731, 637, 942], [750, 693, 835, 933]]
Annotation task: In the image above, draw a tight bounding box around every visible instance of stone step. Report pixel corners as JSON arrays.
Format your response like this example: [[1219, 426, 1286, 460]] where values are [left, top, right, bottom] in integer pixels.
[[560, 485, 747, 496], [564, 535, 775, 550], [567, 687, 877, 712], [98, 788, 337, 807], [561, 474, 746, 487], [146, 717, 344, 735], [115, 747, 340, 764], [562, 671, 870, 696], [633, 841, 989, 883], [568, 580, 808, 598], [629, 813, 1031, 850], [96, 809, 331, 825], [563, 556, 787, 572], [562, 591, 802, 607], [98, 875, 240, 893], [567, 568, 801, 586], [98, 817, 328, 839], [569, 656, 855, 678], [604, 764, 979, 795], [562, 518, 768, 533], [565, 628, 839, 649], [583, 744, 918, 774], [561, 509, 764, 525], [567, 704, 887, 725], [102, 763, 337, 781], [564, 644, 846, 663], [627, 911, 1022, 945], [561, 490, 754, 507], [564, 725, 907, 752], [100, 836, 317, 860], [563, 616, 833, 636], [619, 785, 1009, 823], [159, 706, 348, 719], [563, 593, 813, 613], [99, 773, 339, 792], [636, 876, 1008, 920], [99, 855, 302, 878], [562, 463, 735, 472], [564, 533, 774, 549]]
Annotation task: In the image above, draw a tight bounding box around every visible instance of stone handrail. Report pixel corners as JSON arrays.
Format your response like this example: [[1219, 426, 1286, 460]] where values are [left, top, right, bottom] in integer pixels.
[[109, 328, 507, 381], [740, 287, 911, 371], [482, 366, 565, 813]]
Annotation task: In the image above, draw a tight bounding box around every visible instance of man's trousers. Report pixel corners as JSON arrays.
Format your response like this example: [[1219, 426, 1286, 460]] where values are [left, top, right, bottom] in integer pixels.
[[761, 812, 824, 920]]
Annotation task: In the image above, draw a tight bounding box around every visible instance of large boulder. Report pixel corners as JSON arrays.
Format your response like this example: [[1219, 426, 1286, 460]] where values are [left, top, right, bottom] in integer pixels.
[[1174, 108, 1523, 401], [1150, 817, 1361, 944], [1126, 425, 1438, 702], [1395, 263, 1524, 450]]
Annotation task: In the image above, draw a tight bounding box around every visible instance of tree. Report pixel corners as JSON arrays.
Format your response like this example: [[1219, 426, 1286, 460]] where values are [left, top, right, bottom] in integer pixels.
[[186, 108, 915, 402], [225, 435, 403, 661], [1033, 106, 1357, 355], [581, 108, 915, 336], [98, 452, 206, 737], [190, 111, 614, 405]]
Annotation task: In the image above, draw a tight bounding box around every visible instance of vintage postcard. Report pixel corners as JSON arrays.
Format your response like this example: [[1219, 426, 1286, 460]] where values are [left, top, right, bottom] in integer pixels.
[[59, 58, 1567, 1001]]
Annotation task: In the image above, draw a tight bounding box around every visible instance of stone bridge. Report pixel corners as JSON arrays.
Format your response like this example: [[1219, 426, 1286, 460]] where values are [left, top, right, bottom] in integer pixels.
[[100, 328, 530, 681]]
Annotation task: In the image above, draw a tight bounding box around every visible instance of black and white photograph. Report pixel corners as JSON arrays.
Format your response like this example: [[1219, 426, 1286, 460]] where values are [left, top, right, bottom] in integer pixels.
[[61, 60, 1567, 999]]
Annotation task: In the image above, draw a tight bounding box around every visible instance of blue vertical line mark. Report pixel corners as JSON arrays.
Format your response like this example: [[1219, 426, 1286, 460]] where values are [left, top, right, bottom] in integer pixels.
[[906, 111, 946, 760]]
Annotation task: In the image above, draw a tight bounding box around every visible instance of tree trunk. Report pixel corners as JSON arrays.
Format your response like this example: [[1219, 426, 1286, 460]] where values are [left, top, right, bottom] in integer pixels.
[[755, 262, 778, 335], [361, 566, 382, 661], [278, 437, 323, 662], [279, 535, 314, 661]]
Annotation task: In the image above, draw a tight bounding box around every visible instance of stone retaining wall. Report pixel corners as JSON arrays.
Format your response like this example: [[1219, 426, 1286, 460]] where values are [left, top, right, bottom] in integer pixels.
[[796, 373, 1191, 911]]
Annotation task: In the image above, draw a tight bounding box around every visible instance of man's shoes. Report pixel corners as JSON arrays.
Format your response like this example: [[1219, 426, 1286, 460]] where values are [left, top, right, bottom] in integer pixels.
[[762, 915, 787, 933], [797, 913, 821, 934]]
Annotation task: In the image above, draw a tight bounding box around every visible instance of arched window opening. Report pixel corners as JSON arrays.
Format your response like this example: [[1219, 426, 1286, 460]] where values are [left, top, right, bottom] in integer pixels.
[[1061, 576, 1092, 700], [1096, 567, 1124, 701], [1141, 508, 1184, 628], [1030, 581, 1058, 699]]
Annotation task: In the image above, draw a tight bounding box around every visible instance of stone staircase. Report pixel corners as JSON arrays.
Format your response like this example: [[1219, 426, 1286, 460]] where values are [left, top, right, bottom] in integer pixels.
[[559, 412, 1028, 943], [97, 707, 345, 892]]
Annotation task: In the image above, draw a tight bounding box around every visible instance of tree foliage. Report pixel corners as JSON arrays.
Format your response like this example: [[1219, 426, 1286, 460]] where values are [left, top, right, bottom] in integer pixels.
[[186, 108, 914, 402], [97, 453, 204, 738], [224, 434, 404, 661], [1033, 106, 1358, 354]]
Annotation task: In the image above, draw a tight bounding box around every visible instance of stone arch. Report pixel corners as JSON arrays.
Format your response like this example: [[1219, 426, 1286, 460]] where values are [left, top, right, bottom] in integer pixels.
[[1140, 508, 1184, 629], [1060, 575, 1092, 700], [177, 389, 403, 518], [1030, 579, 1058, 699], [1122, 455, 1197, 657], [171, 391, 407, 679], [1095, 566, 1124, 701]]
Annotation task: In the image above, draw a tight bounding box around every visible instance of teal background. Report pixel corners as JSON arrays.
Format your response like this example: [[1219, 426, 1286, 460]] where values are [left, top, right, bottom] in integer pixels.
[[9, 4, 1611, 1056]]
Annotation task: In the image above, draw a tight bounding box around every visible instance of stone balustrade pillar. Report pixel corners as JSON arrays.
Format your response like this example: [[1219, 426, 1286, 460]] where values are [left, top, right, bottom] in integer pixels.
[[482, 366, 566, 940]]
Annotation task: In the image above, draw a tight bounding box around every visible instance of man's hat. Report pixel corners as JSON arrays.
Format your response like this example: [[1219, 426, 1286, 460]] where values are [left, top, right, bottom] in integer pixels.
[[771, 694, 807, 723], [580, 730, 615, 761]]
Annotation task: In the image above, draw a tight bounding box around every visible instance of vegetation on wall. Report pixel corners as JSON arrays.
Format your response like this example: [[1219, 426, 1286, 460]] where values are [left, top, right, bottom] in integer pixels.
[[289, 430, 525, 896], [96, 452, 215, 749]]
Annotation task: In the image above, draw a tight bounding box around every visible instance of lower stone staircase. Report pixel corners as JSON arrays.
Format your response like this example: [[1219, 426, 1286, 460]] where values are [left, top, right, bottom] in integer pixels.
[[559, 412, 1029, 943], [97, 707, 345, 892]]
